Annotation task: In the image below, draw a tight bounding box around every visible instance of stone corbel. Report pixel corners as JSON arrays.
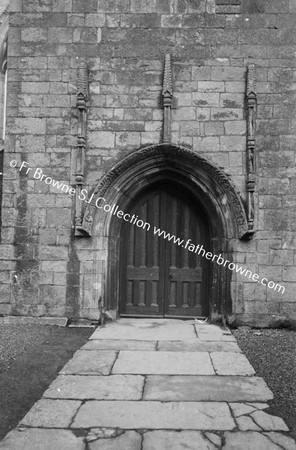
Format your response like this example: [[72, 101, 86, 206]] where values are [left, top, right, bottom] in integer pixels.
[[162, 54, 176, 143], [73, 61, 89, 237], [246, 64, 257, 235]]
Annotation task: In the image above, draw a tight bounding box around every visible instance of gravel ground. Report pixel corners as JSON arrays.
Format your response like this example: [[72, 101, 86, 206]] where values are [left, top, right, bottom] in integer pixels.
[[233, 327, 296, 441], [0, 323, 93, 440]]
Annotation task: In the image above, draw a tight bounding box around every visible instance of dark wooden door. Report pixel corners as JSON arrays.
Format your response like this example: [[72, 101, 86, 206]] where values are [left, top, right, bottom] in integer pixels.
[[120, 183, 209, 318]]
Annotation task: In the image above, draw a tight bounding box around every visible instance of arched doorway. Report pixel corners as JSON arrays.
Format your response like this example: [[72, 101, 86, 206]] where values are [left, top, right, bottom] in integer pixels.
[[80, 144, 249, 322], [119, 181, 210, 318]]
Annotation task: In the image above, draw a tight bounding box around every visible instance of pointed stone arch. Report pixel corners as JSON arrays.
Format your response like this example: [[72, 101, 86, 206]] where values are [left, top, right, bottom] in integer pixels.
[[78, 143, 249, 241]]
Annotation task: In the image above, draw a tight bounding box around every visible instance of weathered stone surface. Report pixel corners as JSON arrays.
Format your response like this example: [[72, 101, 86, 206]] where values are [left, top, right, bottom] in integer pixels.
[[144, 376, 273, 402], [0, 428, 85, 450], [1, 316, 68, 326], [205, 432, 222, 448], [210, 352, 255, 375], [20, 399, 81, 428], [72, 401, 236, 430], [82, 339, 157, 351], [250, 410, 289, 431], [195, 324, 232, 334], [197, 333, 237, 342], [88, 431, 141, 450], [142, 430, 217, 450], [90, 320, 196, 341], [112, 351, 215, 375], [236, 415, 262, 431], [223, 431, 287, 449], [157, 339, 242, 352], [43, 374, 144, 400], [60, 350, 117, 375], [265, 432, 296, 450], [230, 403, 270, 417]]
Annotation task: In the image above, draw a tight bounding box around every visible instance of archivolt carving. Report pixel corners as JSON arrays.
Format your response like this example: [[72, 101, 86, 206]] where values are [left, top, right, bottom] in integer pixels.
[[78, 144, 250, 239]]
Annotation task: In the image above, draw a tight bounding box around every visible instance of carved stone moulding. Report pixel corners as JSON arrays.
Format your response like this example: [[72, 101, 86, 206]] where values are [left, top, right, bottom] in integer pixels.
[[245, 63, 257, 235], [77, 144, 250, 241]]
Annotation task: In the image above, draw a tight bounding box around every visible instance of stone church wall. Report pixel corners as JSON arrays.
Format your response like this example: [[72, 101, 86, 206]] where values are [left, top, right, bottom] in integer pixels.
[[0, 0, 295, 326]]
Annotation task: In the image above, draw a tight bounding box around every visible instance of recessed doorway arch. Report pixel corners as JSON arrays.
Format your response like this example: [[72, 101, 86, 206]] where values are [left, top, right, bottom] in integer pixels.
[[81, 144, 249, 321]]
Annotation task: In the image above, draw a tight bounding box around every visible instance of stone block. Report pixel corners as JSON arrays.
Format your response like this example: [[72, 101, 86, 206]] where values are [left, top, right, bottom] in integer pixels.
[[144, 375, 272, 402], [0, 245, 15, 260], [143, 431, 218, 450], [225, 120, 246, 135], [130, 0, 157, 13], [89, 431, 141, 450], [44, 374, 144, 400], [2, 316, 68, 326], [115, 131, 141, 148], [46, 208, 71, 228], [211, 352, 255, 375], [112, 350, 215, 375], [10, 0, 22, 12], [60, 350, 117, 375], [21, 28, 47, 42], [211, 108, 243, 120], [72, 400, 235, 430], [20, 399, 81, 428], [23, 0, 51, 12], [283, 266, 296, 282], [82, 339, 157, 351], [205, 121, 225, 135], [52, 0, 72, 12], [88, 131, 115, 149], [0, 304, 12, 315], [172, 106, 195, 121], [8, 118, 46, 135], [0, 428, 85, 450], [180, 121, 200, 136], [27, 194, 55, 208], [41, 261, 67, 272], [192, 92, 219, 107], [220, 92, 244, 108], [48, 28, 73, 43], [73, 0, 97, 12], [39, 246, 68, 261], [85, 13, 105, 27], [198, 81, 225, 92]]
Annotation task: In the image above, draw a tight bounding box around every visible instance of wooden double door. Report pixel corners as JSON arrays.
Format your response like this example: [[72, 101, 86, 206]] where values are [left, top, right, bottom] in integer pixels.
[[119, 183, 210, 318]]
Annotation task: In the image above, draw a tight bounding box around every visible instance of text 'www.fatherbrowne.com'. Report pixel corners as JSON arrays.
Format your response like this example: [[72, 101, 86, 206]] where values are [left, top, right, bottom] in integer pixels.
[[13, 160, 285, 294], [153, 227, 285, 294]]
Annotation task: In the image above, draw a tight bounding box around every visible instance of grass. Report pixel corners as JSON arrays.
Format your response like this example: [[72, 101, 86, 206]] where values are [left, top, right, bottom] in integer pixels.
[[0, 323, 93, 440]]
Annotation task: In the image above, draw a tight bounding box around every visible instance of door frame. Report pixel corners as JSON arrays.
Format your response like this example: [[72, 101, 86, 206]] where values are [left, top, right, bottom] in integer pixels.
[[86, 144, 249, 323]]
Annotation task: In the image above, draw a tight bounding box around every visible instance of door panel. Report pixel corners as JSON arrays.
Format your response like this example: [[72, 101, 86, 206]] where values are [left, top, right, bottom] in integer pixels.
[[120, 184, 209, 318]]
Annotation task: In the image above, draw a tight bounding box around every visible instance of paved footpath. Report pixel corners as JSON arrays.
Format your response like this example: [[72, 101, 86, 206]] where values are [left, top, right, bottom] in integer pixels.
[[1, 318, 296, 450]]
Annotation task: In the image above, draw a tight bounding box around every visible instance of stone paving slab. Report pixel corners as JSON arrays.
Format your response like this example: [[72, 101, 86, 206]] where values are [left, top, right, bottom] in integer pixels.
[[88, 430, 141, 450], [197, 333, 237, 342], [43, 374, 144, 400], [72, 400, 235, 430], [142, 430, 219, 450], [195, 324, 232, 334], [60, 350, 117, 375], [157, 339, 242, 352], [143, 375, 273, 402], [0, 429, 85, 450], [210, 352, 255, 375], [82, 339, 157, 351], [223, 431, 296, 450], [112, 350, 215, 375], [90, 321, 196, 341], [1, 318, 295, 450], [20, 399, 81, 428]]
